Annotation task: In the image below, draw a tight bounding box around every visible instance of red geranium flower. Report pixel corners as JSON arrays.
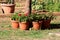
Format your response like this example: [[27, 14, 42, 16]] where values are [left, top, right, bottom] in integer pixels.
[[24, 11, 29, 16], [18, 14, 21, 16], [24, 13, 29, 16]]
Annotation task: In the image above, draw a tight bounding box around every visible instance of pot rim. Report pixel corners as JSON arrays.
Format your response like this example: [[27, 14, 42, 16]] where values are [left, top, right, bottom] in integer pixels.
[[39, 21, 42, 23], [32, 21, 39, 23], [20, 22, 28, 23], [11, 20, 18, 22], [43, 19, 51, 21], [1, 4, 15, 7]]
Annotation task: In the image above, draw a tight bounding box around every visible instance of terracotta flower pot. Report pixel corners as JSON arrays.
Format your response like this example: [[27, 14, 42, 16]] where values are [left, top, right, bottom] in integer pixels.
[[19, 22, 29, 30], [42, 20, 51, 29], [1, 4, 15, 14], [32, 21, 42, 30], [11, 20, 19, 29]]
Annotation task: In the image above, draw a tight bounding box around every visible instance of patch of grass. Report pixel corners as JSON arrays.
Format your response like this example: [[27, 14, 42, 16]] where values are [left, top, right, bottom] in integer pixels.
[[0, 28, 60, 40], [13, 30, 47, 38], [0, 29, 60, 39]]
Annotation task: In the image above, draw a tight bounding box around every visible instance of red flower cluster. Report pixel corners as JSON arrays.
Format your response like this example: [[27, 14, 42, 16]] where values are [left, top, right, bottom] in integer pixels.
[[18, 13, 29, 16], [18, 14, 21, 16], [24, 11, 29, 16], [24, 13, 28, 16]]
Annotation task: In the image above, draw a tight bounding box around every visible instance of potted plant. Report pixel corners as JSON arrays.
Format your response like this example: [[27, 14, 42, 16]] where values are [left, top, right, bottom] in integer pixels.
[[42, 12, 54, 29], [11, 13, 19, 29], [30, 13, 42, 30], [1, 0, 15, 14], [18, 14, 29, 30], [32, 0, 43, 13]]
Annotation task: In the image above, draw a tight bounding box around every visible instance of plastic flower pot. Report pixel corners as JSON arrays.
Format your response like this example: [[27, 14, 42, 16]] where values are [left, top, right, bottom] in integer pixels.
[[39, 21, 42, 26], [42, 19, 51, 29], [32, 21, 42, 30], [11, 20, 19, 29], [19, 22, 29, 30], [1, 4, 15, 14]]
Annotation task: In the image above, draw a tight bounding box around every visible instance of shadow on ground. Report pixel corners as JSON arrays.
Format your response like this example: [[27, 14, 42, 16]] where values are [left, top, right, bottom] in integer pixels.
[[41, 24, 60, 30], [50, 24, 60, 29]]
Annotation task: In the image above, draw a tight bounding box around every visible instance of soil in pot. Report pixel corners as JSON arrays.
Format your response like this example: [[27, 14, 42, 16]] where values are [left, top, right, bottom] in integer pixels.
[[32, 21, 42, 30], [19, 22, 29, 30], [42, 20, 51, 29], [11, 20, 19, 29], [1, 4, 15, 14]]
